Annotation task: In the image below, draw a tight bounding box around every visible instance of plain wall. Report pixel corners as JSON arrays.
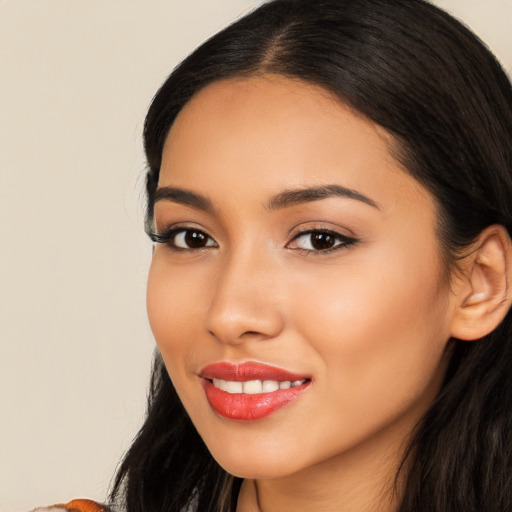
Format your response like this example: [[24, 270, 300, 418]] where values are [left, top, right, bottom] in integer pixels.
[[0, 1, 510, 510]]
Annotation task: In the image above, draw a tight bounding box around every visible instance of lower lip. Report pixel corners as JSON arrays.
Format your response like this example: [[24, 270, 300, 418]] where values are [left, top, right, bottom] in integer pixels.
[[203, 379, 310, 421]]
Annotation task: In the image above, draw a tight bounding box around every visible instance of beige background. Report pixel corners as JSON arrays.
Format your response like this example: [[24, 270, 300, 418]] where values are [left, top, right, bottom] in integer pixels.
[[0, 1, 510, 510]]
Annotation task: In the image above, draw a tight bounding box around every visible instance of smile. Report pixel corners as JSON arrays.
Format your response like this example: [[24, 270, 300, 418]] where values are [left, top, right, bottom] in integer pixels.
[[200, 362, 311, 421], [212, 378, 307, 394]]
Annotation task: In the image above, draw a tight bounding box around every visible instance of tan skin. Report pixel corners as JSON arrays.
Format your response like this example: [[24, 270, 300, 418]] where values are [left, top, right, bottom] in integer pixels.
[[146, 76, 512, 511]]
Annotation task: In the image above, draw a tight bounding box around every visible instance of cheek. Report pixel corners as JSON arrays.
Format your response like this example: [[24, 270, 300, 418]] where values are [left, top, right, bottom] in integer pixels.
[[146, 256, 205, 372], [146, 260, 177, 346], [146, 257, 208, 416], [291, 245, 450, 399]]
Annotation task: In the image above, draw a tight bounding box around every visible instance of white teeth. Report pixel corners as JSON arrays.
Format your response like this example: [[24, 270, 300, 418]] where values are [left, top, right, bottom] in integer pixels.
[[225, 381, 243, 394], [212, 378, 307, 394], [262, 380, 280, 392], [212, 378, 243, 394], [243, 380, 263, 394]]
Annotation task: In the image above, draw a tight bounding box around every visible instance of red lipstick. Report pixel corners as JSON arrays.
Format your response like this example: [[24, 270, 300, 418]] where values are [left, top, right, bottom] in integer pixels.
[[200, 362, 311, 421]]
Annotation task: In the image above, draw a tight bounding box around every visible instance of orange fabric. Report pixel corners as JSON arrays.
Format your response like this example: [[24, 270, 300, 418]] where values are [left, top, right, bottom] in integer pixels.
[[62, 499, 108, 512]]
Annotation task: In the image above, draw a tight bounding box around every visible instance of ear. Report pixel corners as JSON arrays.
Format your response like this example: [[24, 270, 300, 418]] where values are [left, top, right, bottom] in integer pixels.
[[450, 225, 512, 341]]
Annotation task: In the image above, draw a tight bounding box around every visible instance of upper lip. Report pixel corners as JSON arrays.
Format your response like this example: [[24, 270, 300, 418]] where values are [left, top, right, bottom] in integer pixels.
[[199, 361, 310, 382]]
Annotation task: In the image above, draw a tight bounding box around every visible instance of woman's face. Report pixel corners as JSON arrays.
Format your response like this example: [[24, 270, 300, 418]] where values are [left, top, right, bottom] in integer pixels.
[[147, 76, 457, 480]]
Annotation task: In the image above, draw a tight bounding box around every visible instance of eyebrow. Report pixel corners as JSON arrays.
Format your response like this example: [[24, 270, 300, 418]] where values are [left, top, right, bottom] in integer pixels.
[[267, 184, 379, 210], [154, 186, 215, 213], [153, 183, 379, 213]]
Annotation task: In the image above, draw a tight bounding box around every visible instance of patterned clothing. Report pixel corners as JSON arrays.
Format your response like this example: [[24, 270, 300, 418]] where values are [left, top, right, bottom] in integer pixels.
[[31, 499, 108, 512]]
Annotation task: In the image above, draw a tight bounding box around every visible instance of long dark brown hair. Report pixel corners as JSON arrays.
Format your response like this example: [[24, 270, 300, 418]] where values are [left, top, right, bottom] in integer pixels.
[[110, 1, 512, 510]]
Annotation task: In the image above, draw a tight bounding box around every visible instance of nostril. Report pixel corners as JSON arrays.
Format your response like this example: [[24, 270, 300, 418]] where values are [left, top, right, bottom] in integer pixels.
[[206, 303, 285, 345]]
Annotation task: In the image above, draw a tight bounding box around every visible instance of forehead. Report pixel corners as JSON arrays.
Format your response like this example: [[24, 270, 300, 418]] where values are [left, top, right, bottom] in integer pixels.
[[159, 75, 433, 221], [164, 75, 395, 171]]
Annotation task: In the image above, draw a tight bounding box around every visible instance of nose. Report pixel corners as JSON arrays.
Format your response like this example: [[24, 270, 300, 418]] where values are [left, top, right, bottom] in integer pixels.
[[205, 249, 285, 345]]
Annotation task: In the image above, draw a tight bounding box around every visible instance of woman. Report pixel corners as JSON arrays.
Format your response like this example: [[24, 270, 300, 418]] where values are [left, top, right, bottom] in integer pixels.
[[39, 0, 512, 510]]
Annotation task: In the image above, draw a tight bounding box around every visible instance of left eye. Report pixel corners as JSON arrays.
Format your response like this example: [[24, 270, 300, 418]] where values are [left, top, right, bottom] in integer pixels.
[[288, 231, 355, 252]]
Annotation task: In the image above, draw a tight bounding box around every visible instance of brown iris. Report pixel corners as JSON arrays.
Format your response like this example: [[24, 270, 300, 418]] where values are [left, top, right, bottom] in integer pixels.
[[309, 232, 337, 251], [184, 230, 209, 248]]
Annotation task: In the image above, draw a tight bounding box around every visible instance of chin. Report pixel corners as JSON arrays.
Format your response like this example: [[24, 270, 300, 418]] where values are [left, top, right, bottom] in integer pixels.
[[217, 459, 298, 480], [205, 436, 307, 480]]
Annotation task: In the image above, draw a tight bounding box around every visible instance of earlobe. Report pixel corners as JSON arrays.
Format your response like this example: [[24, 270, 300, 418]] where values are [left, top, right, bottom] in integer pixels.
[[450, 225, 512, 341]]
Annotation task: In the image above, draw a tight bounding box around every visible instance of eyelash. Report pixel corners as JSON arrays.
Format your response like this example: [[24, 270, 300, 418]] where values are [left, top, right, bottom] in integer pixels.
[[149, 226, 358, 254], [149, 227, 217, 251], [288, 228, 358, 254]]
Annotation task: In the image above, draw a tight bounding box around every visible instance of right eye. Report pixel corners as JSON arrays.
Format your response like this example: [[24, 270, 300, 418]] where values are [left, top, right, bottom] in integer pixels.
[[173, 229, 216, 249], [150, 228, 217, 250]]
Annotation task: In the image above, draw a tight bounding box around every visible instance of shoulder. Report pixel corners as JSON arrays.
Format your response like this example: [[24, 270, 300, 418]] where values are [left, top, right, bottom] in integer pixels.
[[31, 499, 110, 512]]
